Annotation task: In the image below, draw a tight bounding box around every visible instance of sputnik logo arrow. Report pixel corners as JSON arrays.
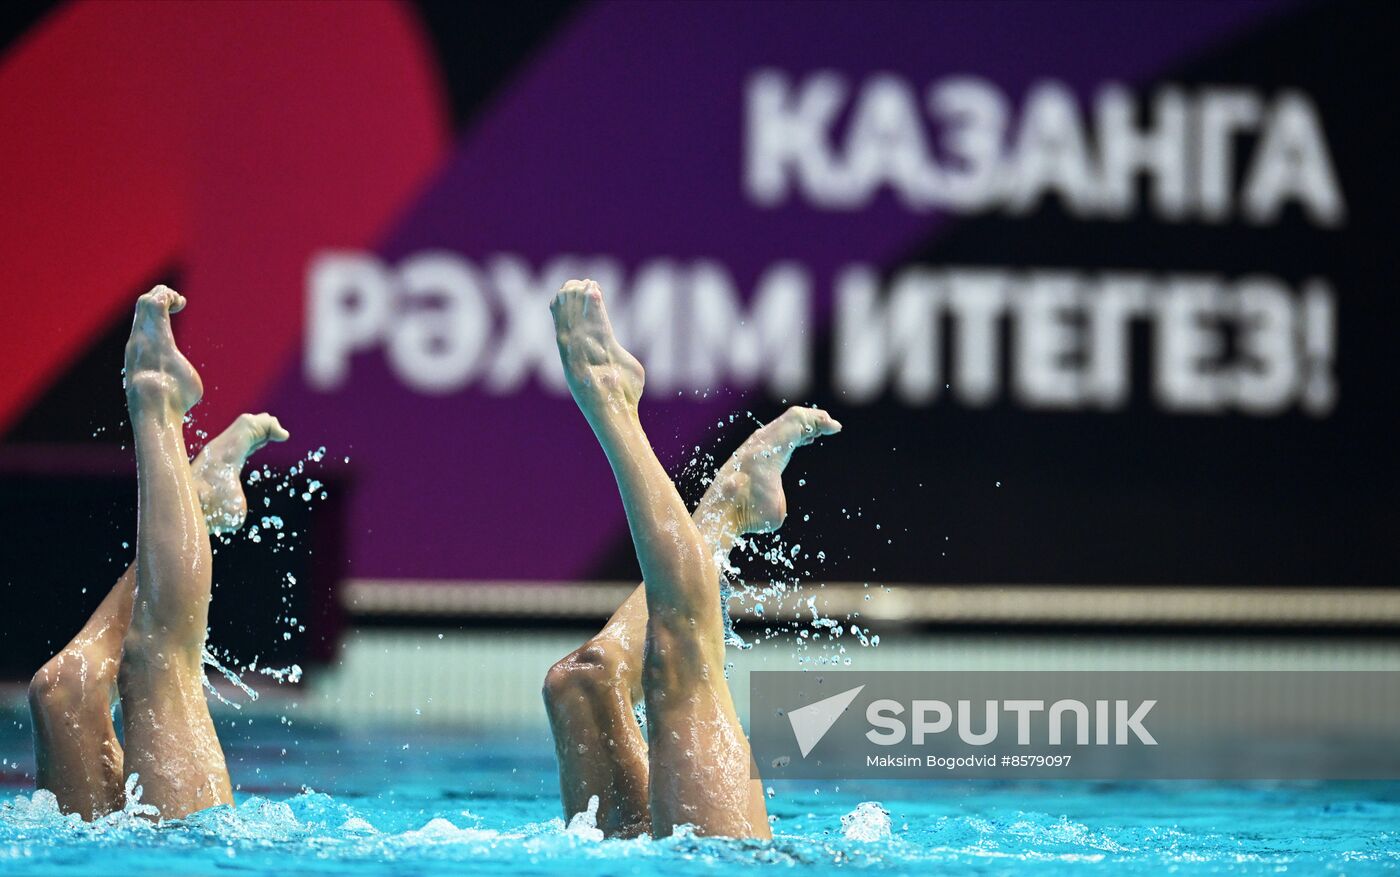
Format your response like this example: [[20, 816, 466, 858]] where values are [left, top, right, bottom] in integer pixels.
[[787, 685, 865, 757]]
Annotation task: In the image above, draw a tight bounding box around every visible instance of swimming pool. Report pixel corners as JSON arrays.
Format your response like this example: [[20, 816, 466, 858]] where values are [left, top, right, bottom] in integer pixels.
[[2, 708, 1397, 875]]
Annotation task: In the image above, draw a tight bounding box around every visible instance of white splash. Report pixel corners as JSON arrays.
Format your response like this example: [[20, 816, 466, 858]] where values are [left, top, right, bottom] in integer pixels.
[[841, 801, 892, 842], [564, 795, 603, 842]]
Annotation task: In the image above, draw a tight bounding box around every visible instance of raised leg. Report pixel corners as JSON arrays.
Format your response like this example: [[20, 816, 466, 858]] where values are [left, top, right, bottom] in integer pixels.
[[543, 406, 838, 837], [114, 285, 258, 818], [29, 396, 287, 820], [28, 564, 134, 819], [543, 484, 736, 838], [543, 586, 651, 837], [550, 280, 837, 838]]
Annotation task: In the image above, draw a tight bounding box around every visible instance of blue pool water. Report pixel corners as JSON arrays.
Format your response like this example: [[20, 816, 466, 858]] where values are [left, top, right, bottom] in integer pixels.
[[2, 713, 1398, 875]]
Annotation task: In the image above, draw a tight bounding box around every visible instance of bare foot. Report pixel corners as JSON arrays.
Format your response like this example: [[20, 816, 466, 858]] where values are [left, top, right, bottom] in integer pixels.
[[550, 280, 645, 423], [192, 413, 291, 534], [711, 406, 842, 535], [123, 285, 203, 413]]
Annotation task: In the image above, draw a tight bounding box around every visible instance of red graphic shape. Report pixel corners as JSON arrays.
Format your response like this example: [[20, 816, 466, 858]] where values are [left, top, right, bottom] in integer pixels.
[[0, 1, 449, 434]]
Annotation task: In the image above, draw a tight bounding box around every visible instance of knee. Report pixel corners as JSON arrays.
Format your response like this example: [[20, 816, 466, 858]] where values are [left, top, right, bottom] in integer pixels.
[[542, 640, 629, 713], [28, 658, 78, 719], [28, 647, 114, 720]]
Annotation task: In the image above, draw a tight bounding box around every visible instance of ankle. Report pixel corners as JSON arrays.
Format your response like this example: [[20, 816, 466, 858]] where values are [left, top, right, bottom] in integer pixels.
[[125, 371, 188, 418], [695, 494, 744, 546]]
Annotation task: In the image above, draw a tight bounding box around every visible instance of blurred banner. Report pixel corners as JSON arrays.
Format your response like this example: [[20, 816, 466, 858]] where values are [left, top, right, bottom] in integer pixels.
[[2, 0, 1395, 589]]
